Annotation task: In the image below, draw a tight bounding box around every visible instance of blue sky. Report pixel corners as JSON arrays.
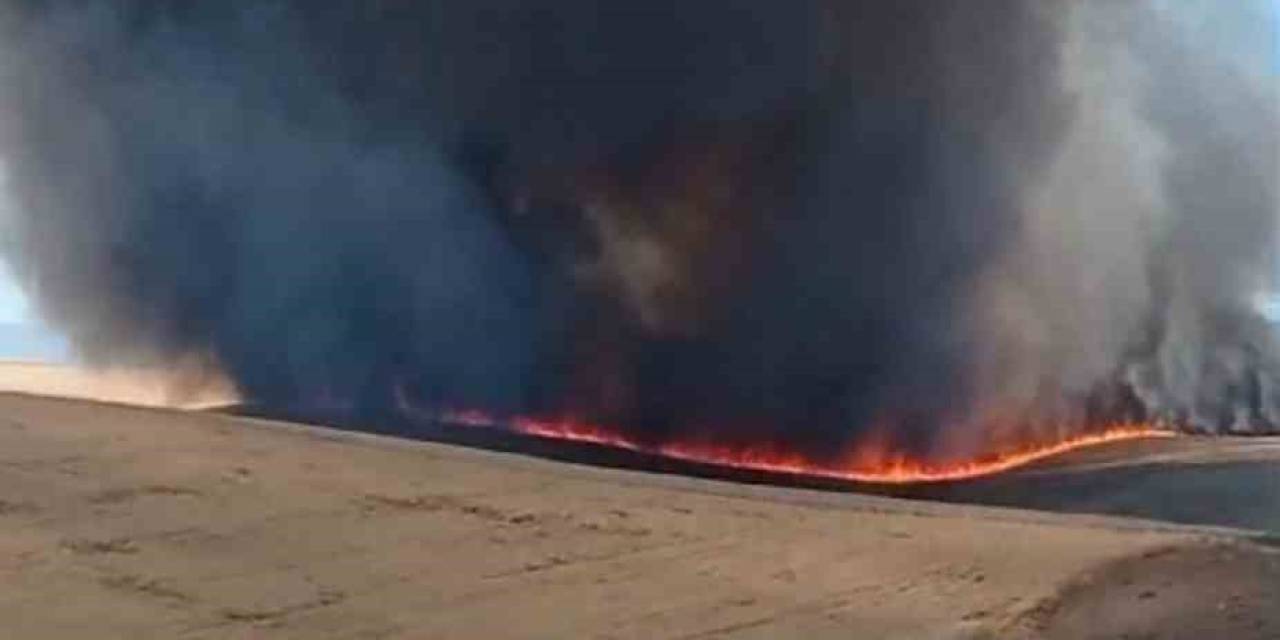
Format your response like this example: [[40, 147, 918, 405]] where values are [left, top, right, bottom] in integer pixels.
[[0, 266, 28, 325]]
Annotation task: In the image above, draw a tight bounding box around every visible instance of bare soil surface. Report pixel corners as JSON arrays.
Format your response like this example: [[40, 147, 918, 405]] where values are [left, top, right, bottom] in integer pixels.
[[1026, 541, 1280, 640], [0, 361, 235, 409], [0, 365, 1278, 638]]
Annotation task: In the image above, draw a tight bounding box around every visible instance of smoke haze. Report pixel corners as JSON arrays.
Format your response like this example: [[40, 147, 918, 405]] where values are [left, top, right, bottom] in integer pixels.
[[0, 1, 1275, 460]]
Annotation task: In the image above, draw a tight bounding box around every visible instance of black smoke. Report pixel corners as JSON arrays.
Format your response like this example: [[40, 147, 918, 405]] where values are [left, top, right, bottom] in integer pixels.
[[0, 2, 1275, 461]]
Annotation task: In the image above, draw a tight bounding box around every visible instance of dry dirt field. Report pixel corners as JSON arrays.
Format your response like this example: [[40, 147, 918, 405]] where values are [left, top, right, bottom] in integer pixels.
[[0, 361, 236, 409], [0, 363, 1277, 639]]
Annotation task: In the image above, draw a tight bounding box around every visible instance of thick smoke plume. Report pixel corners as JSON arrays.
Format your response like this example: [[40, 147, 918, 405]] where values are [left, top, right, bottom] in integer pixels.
[[0, 2, 1275, 460]]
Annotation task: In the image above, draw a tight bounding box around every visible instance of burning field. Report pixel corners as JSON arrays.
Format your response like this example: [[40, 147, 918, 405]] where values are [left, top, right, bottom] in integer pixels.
[[434, 409, 1169, 485], [0, 4, 1277, 489], [2, 381, 1280, 638], [1, 4, 1278, 637]]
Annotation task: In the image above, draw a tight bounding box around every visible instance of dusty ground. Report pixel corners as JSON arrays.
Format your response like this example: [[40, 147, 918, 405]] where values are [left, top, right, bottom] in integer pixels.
[[0, 361, 235, 409], [0, 364, 1277, 638]]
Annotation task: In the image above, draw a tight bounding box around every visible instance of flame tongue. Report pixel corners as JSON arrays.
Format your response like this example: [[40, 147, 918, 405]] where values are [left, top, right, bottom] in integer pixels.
[[442, 410, 1170, 484]]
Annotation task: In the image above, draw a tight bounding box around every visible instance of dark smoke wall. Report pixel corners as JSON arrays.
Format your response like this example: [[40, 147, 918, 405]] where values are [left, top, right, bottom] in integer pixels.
[[0, 2, 542, 412], [0, 2, 1275, 460]]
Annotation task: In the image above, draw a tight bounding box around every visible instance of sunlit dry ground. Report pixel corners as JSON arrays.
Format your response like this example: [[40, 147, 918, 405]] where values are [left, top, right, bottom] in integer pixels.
[[0, 364, 1277, 638], [0, 361, 236, 409]]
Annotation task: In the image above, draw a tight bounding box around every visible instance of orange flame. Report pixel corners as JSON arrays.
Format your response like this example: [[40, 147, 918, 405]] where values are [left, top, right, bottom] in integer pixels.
[[441, 409, 1172, 484]]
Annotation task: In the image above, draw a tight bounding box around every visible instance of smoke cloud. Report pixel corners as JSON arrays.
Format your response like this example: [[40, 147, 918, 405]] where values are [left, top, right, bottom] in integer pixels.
[[0, 2, 1275, 460]]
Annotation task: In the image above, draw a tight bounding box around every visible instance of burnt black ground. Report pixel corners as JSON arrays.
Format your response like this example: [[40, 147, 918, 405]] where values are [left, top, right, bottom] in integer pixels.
[[223, 406, 1280, 536], [924, 440, 1280, 535]]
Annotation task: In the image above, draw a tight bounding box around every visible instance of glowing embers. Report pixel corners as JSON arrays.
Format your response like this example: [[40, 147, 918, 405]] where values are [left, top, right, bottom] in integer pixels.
[[441, 410, 1171, 485]]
